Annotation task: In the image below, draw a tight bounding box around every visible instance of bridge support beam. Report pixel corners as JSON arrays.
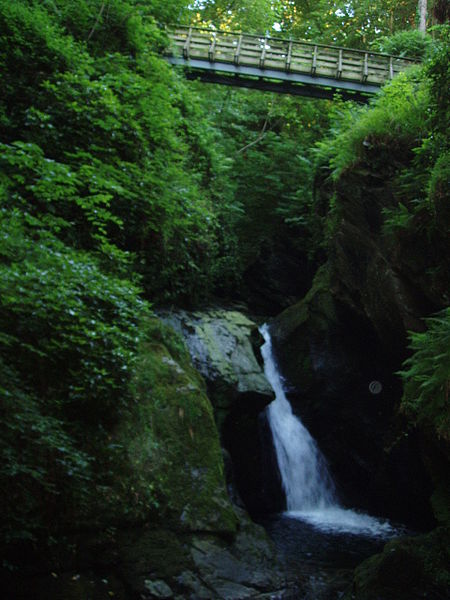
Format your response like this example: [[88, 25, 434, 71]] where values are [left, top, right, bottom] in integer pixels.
[[167, 57, 379, 103]]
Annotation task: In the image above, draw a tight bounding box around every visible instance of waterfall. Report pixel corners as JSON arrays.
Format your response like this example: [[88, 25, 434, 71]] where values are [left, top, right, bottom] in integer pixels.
[[260, 324, 395, 537], [261, 325, 336, 510]]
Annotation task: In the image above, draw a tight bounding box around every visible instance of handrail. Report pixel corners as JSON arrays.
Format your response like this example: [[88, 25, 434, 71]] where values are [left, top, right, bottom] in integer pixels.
[[167, 24, 417, 63], [165, 26, 418, 101]]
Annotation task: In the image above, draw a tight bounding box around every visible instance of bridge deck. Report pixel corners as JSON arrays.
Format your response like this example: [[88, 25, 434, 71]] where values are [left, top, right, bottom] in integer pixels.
[[166, 27, 415, 102]]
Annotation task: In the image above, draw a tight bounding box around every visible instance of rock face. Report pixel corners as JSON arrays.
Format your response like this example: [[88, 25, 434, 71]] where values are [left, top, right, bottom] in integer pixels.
[[161, 308, 284, 515], [269, 141, 450, 528], [270, 136, 450, 596], [344, 527, 450, 600], [328, 169, 449, 364], [240, 237, 312, 315], [270, 266, 435, 526], [161, 309, 273, 421], [118, 318, 237, 534]]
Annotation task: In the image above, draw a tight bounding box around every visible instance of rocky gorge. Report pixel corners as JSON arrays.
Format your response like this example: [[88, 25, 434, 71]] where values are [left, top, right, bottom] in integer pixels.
[[4, 143, 449, 599], [1, 3, 449, 598]]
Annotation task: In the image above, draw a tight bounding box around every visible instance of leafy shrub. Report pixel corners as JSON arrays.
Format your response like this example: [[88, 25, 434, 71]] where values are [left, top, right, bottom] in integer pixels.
[[428, 150, 450, 218], [373, 29, 434, 60], [0, 205, 150, 545], [0, 359, 94, 543], [399, 308, 450, 441], [0, 0, 228, 305], [381, 202, 416, 235], [0, 207, 146, 419], [314, 68, 429, 180], [425, 25, 449, 133]]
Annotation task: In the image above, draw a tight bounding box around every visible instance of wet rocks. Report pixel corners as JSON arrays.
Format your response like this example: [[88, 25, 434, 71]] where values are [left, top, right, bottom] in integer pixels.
[[162, 308, 283, 515], [161, 308, 274, 427]]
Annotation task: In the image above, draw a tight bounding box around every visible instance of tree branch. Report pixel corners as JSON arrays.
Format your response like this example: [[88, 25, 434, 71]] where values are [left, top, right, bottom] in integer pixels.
[[237, 96, 277, 155], [87, 1, 106, 42]]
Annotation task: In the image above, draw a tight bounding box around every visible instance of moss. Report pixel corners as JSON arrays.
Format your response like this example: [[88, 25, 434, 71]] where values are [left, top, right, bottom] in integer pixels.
[[346, 528, 450, 600], [270, 264, 335, 392], [429, 150, 450, 232], [431, 482, 450, 526], [119, 528, 194, 580], [273, 264, 335, 342], [113, 317, 238, 534]]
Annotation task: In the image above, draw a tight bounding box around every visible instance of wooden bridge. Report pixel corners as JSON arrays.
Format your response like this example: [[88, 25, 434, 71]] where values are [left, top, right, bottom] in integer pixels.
[[166, 27, 416, 102]]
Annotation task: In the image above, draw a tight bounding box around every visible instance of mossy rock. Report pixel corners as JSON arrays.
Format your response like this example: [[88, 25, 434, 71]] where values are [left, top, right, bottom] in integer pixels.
[[160, 309, 274, 434], [109, 318, 238, 534], [270, 264, 336, 392], [272, 264, 336, 340], [345, 527, 450, 600], [162, 309, 272, 396]]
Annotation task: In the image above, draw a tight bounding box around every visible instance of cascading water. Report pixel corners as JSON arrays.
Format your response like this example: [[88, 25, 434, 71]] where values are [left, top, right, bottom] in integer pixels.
[[260, 324, 395, 537]]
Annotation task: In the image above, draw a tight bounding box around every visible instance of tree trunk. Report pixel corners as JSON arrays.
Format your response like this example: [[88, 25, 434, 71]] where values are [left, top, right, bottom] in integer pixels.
[[432, 0, 450, 24], [418, 0, 427, 33]]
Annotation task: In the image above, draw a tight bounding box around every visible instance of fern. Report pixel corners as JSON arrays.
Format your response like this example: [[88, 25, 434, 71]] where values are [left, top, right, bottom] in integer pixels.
[[399, 308, 450, 441]]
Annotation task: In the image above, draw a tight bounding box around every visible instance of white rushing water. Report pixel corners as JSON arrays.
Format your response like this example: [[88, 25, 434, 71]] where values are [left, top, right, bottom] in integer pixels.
[[260, 324, 395, 538]]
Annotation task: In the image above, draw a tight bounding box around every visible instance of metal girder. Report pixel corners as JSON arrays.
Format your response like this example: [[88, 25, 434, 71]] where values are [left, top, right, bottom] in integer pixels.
[[167, 56, 378, 102]]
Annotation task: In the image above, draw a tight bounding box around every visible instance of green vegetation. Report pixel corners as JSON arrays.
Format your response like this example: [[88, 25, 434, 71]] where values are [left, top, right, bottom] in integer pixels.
[[314, 25, 448, 243], [373, 28, 434, 59], [314, 69, 429, 180], [193, 0, 421, 48], [399, 308, 450, 441], [314, 23, 449, 429], [0, 0, 228, 551], [0, 0, 449, 593], [347, 527, 450, 600]]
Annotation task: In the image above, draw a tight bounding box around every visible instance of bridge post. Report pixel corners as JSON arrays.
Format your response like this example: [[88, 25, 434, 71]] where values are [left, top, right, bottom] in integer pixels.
[[337, 49, 343, 79], [183, 27, 192, 59], [259, 36, 268, 68], [311, 46, 318, 75], [234, 34, 243, 65], [362, 52, 368, 82], [286, 41, 293, 72], [209, 32, 217, 61]]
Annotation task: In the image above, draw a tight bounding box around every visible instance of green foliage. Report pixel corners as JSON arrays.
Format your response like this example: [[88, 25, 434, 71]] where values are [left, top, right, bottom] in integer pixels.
[[379, 32, 450, 240], [0, 0, 229, 304], [381, 202, 416, 235], [0, 0, 85, 133], [399, 308, 450, 442], [190, 0, 277, 33], [193, 1, 419, 48], [314, 68, 429, 180], [0, 203, 149, 543], [0, 209, 145, 416], [273, 0, 418, 48], [428, 149, 450, 207], [425, 24, 449, 134], [373, 29, 434, 59], [191, 84, 330, 276]]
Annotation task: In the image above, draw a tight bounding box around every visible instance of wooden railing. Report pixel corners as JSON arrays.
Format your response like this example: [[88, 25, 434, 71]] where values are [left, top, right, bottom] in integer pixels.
[[167, 26, 416, 88]]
